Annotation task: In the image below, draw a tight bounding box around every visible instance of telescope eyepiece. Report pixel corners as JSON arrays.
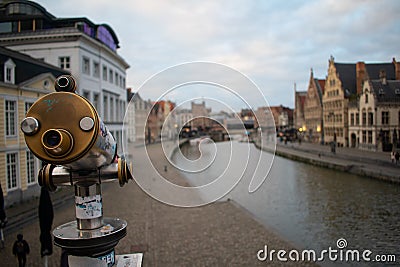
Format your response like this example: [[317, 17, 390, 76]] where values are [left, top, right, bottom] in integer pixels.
[[43, 130, 62, 147], [55, 75, 76, 92], [42, 129, 73, 158]]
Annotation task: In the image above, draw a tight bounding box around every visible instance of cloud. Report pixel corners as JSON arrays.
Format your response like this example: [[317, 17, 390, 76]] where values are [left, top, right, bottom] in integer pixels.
[[35, 0, 400, 108]]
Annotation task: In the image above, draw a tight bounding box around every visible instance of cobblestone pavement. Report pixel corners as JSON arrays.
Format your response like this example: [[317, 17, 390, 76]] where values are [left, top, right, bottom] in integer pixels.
[[0, 143, 316, 266]]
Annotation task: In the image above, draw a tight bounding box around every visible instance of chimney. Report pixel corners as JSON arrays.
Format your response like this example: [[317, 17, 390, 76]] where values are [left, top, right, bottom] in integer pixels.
[[379, 69, 387, 85], [356, 62, 366, 95], [393, 58, 400, 80]]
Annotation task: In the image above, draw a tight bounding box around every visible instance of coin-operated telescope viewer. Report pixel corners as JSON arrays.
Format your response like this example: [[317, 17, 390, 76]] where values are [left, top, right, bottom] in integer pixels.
[[21, 75, 133, 266]]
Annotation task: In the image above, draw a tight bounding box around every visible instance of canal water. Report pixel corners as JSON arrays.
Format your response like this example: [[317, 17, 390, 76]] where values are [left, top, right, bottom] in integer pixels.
[[172, 141, 400, 266]]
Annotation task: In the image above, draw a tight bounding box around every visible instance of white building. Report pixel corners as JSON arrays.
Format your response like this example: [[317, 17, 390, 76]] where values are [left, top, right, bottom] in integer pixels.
[[348, 72, 400, 151], [0, 46, 69, 205], [176, 108, 193, 129], [127, 92, 151, 143], [0, 0, 129, 151]]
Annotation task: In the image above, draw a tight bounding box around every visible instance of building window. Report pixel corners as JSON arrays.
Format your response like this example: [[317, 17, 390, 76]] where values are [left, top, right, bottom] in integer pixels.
[[102, 65, 107, 81], [20, 19, 33, 31], [103, 95, 108, 121], [59, 56, 70, 69], [82, 91, 90, 101], [382, 111, 389, 125], [365, 94, 368, 104], [4, 58, 16, 84], [82, 57, 90, 75], [120, 100, 125, 120], [109, 69, 113, 83], [5, 100, 17, 137], [362, 111, 366, 126], [355, 113, 359, 125], [25, 102, 33, 114], [362, 131, 366, 143], [6, 67, 12, 82], [110, 96, 114, 122], [0, 22, 12, 33], [115, 72, 118, 85], [367, 131, 373, 144], [26, 151, 36, 184], [93, 61, 100, 77], [6, 153, 18, 190], [368, 112, 373, 126], [350, 113, 354, 126], [116, 98, 120, 121], [93, 93, 100, 111]]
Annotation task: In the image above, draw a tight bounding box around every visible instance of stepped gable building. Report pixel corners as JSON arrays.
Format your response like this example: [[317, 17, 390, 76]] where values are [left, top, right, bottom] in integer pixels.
[[0, 0, 130, 150], [0, 45, 68, 205], [322, 56, 399, 147], [304, 69, 325, 143], [348, 61, 400, 151], [323, 56, 357, 147]]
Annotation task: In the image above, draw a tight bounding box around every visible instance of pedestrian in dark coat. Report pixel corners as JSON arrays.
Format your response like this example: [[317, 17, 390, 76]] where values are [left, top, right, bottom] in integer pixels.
[[12, 234, 30, 267], [395, 151, 400, 165]]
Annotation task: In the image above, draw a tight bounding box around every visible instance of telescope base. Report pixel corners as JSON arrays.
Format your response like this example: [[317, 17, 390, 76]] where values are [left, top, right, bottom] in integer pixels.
[[53, 217, 127, 258]]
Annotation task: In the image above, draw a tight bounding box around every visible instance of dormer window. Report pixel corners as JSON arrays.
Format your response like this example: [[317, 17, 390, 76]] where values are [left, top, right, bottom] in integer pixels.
[[4, 58, 16, 84], [378, 88, 384, 95]]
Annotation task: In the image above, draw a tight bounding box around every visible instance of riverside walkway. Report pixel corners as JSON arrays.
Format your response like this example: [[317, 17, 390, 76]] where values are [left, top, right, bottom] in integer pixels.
[[264, 141, 400, 183], [0, 143, 315, 266]]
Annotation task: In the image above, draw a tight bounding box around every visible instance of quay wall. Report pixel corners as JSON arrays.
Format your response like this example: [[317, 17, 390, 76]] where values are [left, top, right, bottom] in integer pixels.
[[254, 142, 400, 184]]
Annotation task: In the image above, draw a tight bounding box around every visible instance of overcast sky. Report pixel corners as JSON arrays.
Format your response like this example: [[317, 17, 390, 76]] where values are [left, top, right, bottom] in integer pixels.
[[35, 0, 400, 109]]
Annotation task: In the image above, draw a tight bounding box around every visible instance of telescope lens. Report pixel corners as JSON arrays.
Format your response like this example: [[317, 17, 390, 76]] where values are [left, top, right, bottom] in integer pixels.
[[55, 75, 76, 92], [57, 77, 69, 87], [44, 130, 62, 147], [41, 129, 73, 157]]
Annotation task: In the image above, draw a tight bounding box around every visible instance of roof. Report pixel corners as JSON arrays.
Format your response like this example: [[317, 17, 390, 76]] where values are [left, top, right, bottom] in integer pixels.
[[333, 60, 397, 97], [0, 0, 120, 50], [317, 79, 325, 94], [295, 91, 307, 111], [0, 45, 68, 84], [313, 78, 325, 103], [365, 63, 396, 80], [370, 80, 400, 103], [334, 63, 357, 96], [0, 0, 55, 21]]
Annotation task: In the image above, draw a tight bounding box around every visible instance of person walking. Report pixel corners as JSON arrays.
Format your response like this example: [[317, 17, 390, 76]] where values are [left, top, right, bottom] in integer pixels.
[[391, 151, 395, 163], [12, 234, 30, 267], [395, 151, 400, 165]]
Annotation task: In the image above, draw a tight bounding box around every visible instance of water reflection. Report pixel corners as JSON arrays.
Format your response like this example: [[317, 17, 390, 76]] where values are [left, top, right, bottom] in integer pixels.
[[173, 141, 400, 266]]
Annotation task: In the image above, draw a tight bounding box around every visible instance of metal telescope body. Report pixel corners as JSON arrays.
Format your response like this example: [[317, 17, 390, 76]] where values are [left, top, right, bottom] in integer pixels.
[[21, 75, 132, 266]]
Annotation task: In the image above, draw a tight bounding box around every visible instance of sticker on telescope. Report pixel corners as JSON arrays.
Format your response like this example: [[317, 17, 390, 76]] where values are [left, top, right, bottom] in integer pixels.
[[98, 250, 115, 267], [75, 195, 102, 219]]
